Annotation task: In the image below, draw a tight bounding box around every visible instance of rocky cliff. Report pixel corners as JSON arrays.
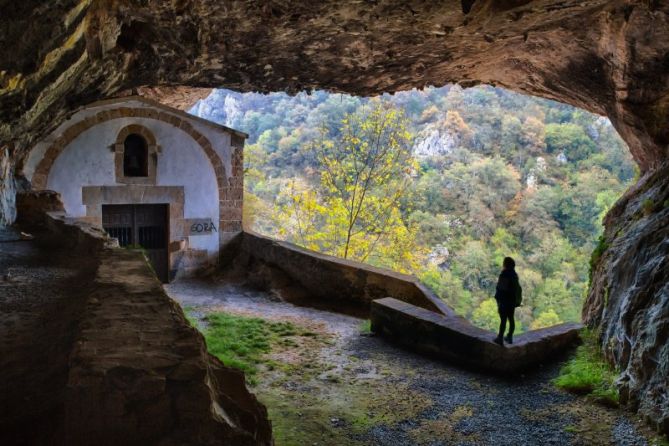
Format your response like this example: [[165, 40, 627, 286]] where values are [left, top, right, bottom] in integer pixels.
[[584, 163, 669, 434], [1, 0, 668, 435]]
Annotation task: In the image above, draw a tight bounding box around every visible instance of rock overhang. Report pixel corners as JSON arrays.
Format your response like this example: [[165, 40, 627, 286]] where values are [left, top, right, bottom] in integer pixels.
[[1, 0, 668, 175]]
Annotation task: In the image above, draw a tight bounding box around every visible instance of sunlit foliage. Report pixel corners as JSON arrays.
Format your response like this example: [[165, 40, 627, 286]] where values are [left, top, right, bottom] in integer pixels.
[[192, 85, 635, 331]]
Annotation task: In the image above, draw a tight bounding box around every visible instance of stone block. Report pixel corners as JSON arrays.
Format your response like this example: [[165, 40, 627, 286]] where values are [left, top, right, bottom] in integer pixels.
[[228, 187, 243, 201], [178, 120, 193, 132], [220, 220, 242, 232], [220, 206, 242, 220], [82, 186, 102, 205]]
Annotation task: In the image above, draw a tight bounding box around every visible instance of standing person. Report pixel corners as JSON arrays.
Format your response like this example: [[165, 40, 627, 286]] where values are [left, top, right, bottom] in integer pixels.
[[493, 256, 521, 346]]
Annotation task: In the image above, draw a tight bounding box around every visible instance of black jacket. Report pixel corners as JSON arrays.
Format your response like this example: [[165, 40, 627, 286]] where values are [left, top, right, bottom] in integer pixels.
[[495, 269, 519, 308]]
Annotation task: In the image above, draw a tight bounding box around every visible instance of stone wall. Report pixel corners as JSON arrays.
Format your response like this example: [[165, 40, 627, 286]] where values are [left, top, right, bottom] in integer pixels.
[[63, 248, 272, 446], [13, 196, 272, 445], [371, 298, 582, 374], [238, 232, 583, 375], [237, 231, 454, 317]]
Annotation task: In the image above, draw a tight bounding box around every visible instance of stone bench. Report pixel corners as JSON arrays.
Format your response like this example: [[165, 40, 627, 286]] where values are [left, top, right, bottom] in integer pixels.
[[371, 297, 583, 374]]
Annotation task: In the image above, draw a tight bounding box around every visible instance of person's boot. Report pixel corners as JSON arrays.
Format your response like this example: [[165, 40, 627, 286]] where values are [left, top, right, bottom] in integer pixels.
[[504, 334, 513, 344], [493, 336, 504, 346]]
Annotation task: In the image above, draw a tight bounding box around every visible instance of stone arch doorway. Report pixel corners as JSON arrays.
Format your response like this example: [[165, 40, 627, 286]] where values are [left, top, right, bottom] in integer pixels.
[[30, 101, 243, 250]]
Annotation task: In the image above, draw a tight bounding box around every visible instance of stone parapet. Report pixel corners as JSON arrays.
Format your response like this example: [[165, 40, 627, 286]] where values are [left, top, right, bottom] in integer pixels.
[[237, 231, 454, 317], [371, 297, 583, 374], [11, 193, 272, 445]]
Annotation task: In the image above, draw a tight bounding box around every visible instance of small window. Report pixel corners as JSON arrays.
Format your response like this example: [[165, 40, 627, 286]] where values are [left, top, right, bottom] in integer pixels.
[[123, 134, 148, 177]]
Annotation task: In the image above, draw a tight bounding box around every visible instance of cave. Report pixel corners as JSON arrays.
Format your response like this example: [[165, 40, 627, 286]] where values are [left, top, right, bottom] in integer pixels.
[[0, 1, 668, 444]]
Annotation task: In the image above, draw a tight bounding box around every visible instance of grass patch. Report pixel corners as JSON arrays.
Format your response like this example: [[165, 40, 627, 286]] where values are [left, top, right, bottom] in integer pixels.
[[588, 235, 609, 286], [199, 312, 305, 384], [182, 305, 199, 327], [554, 329, 619, 407], [359, 319, 372, 334], [642, 198, 655, 216]]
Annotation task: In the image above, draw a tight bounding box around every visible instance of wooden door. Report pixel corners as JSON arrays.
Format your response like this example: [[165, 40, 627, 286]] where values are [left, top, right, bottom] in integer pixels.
[[102, 204, 169, 282]]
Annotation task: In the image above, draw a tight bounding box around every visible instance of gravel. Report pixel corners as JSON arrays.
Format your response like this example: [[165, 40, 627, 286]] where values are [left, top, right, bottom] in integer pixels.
[[166, 277, 659, 446]]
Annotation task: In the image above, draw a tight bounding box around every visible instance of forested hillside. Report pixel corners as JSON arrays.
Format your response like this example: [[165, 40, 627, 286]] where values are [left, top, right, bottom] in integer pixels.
[[191, 85, 635, 332]]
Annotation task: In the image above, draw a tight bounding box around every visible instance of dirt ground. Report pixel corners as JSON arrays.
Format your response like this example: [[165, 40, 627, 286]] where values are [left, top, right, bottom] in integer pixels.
[[0, 228, 97, 444], [165, 278, 667, 446]]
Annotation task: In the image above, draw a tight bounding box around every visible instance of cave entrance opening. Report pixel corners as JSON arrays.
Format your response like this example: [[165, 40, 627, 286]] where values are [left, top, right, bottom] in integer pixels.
[[189, 85, 635, 334]]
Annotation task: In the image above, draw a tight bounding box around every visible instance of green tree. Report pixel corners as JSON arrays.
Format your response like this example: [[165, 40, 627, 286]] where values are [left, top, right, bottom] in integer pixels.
[[273, 104, 424, 273], [531, 309, 562, 329], [545, 123, 596, 162], [472, 299, 500, 332], [420, 267, 473, 316]]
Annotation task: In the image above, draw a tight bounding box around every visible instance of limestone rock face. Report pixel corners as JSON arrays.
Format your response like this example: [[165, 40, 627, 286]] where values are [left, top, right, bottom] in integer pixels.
[[0, 146, 16, 225], [584, 163, 669, 434]]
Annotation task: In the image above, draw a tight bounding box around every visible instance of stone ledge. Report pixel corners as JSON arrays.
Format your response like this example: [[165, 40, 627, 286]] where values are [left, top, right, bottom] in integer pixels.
[[371, 297, 583, 374], [64, 248, 272, 445]]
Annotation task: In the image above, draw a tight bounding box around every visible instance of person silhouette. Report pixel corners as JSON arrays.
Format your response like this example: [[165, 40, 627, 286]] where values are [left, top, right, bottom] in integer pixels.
[[493, 256, 520, 346]]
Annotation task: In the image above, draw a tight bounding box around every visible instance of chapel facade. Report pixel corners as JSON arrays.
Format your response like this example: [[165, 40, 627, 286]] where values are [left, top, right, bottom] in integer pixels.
[[23, 96, 245, 281]]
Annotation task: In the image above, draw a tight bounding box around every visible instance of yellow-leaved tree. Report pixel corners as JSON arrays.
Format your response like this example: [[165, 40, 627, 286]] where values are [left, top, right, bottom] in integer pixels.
[[274, 103, 425, 274]]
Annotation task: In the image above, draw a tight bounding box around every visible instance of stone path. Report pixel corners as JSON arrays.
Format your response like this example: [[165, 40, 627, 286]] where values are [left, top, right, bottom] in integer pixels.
[[0, 228, 96, 444], [165, 278, 665, 446]]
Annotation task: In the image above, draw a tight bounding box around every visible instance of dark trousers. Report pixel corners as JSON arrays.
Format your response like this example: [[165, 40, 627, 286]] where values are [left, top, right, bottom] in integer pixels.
[[498, 305, 515, 338]]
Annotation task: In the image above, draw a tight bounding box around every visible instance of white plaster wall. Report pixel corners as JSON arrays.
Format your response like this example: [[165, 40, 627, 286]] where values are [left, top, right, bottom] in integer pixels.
[[25, 98, 236, 184], [191, 120, 233, 180], [47, 123, 117, 216], [44, 110, 223, 257]]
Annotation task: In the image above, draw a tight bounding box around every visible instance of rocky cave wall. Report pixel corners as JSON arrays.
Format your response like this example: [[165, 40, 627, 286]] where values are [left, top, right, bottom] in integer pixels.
[[583, 164, 669, 433], [2, 1, 669, 172], [1, 0, 668, 435]]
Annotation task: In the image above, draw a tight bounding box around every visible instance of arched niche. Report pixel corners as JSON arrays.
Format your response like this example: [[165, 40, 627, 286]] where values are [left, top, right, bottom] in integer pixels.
[[114, 124, 160, 184]]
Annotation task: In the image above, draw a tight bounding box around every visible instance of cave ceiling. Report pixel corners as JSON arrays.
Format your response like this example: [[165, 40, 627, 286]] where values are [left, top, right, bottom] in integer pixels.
[[1, 0, 668, 171]]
